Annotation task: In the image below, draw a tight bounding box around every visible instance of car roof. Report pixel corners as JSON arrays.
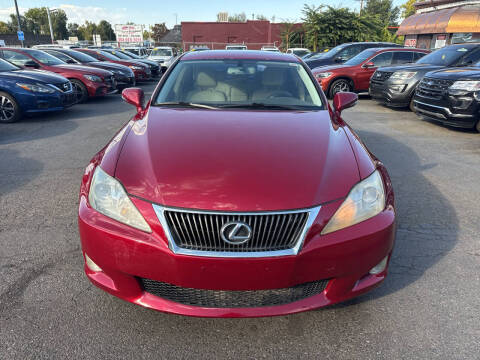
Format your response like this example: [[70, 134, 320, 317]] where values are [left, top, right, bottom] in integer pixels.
[[181, 50, 300, 62], [366, 47, 427, 52]]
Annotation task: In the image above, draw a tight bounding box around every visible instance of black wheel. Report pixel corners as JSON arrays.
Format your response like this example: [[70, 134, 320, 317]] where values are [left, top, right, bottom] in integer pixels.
[[328, 79, 352, 98], [476, 120, 480, 133], [409, 96, 416, 112], [70, 79, 89, 103], [0, 91, 21, 123]]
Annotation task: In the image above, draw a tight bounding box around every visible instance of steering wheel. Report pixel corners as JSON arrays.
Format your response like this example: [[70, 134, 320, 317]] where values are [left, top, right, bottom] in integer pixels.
[[267, 91, 292, 99]]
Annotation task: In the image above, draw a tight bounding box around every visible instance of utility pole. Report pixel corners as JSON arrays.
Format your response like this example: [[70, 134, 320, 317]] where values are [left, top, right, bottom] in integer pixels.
[[47, 7, 55, 44], [13, 0, 24, 47]]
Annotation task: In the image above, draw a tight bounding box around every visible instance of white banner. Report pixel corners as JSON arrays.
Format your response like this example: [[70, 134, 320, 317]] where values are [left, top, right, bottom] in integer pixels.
[[115, 24, 144, 43]]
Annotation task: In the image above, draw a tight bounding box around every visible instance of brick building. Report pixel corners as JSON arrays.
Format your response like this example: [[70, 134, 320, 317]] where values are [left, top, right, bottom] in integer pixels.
[[181, 20, 300, 51]]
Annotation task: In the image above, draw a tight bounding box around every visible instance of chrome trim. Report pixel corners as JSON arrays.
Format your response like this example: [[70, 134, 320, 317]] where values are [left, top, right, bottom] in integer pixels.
[[414, 100, 473, 119], [152, 205, 321, 258]]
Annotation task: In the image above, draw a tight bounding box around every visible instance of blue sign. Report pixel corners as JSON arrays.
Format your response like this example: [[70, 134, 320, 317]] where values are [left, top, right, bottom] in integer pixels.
[[17, 31, 24, 41]]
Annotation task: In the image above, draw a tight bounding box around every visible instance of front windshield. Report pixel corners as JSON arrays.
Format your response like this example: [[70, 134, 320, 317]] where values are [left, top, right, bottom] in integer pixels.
[[104, 50, 131, 60], [309, 44, 346, 60], [122, 50, 140, 59], [66, 50, 98, 63], [226, 46, 247, 50], [154, 59, 324, 110], [99, 50, 122, 60], [344, 49, 377, 66], [417, 46, 472, 66], [25, 49, 65, 65], [151, 49, 173, 56], [0, 58, 20, 71], [293, 50, 310, 57]]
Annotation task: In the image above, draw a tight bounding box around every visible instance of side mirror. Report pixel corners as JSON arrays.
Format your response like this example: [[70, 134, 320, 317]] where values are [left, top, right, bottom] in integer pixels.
[[334, 57, 344, 63], [24, 60, 39, 68], [333, 92, 358, 114], [122, 87, 145, 114], [363, 61, 375, 68]]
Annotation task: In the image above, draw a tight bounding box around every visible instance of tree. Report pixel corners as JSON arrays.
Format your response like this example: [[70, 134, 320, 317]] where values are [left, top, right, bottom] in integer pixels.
[[151, 23, 168, 42], [302, 5, 382, 48], [0, 21, 10, 33], [22, 7, 68, 39], [255, 14, 268, 21], [68, 23, 80, 38], [228, 13, 247, 22], [77, 21, 97, 41], [363, 0, 400, 26], [97, 20, 116, 41], [143, 30, 152, 41], [280, 21, 304, 50], [401, 0, 416, 18]]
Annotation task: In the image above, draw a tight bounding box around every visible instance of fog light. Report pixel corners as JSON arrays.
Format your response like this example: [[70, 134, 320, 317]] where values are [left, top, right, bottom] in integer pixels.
[[369, 256, 388, 275], [85, 254, 102, 272]]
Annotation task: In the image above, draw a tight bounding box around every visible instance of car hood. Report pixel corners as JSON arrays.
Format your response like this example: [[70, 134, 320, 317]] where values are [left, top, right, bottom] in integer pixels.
[[0, 69, 68, 83], [54, 64, 113, 76], [426, 66, 480, 80], [377, 63, 445, 73], [89, 61, 131, 72], [135, 59, 158, 67], [115, 108, 360, 211], [304, 57, 336, 69], [149, 55, 172, 61]]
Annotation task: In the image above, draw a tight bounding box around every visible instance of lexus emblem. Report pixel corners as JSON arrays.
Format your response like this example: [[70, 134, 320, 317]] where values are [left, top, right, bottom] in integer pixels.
[[220, 221, 252, 245]]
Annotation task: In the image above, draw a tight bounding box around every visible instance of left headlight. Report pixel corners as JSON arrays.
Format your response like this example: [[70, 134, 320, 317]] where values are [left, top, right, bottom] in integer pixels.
[[390, 71, 417, 80], [449, 80, 480, 92], [83, 74, 103, 82], [129, 65, 144, 70], [88, 167, 151, 233], [315, 72, 333, 79], [321, 170, 385, 235], [16, 82, 55, 93]]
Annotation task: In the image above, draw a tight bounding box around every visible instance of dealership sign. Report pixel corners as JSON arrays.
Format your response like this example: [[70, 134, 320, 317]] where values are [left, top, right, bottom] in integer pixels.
[[114, 24, 144, 43]]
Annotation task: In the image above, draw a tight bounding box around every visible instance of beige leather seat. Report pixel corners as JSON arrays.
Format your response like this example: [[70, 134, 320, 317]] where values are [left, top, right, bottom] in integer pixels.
[[187, 72, 227, 103], [251, 68, 286, 102]]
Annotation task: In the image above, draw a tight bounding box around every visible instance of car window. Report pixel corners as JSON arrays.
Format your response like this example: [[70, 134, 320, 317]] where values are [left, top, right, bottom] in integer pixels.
[[336, 45, 360, 61], [154, 59, 324, 110], [370, 52, 393, 67], [105, 50, 131, 60], [458, 48, 480, 66], [344, 49, 378, 66], [392, 51, 414, 64], [2, 50, 33, 66], [413, 52, 426, 61], [24, 49, 65, 65], [417, 46, 475, 66], [151, 49, 173, 56], [0, 58, 20, 71], [46, 50, 74, 63]]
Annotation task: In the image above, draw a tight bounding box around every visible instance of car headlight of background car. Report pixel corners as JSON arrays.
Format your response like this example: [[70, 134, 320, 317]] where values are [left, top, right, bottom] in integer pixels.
[[449, 80, 480, 92], [390, 71, 417, 80], [321, 170, 385, 235], [16, 82, 56, 94], [88, 167, 151, 232], [129, 65, 144, 70], [315, 72, 333, 79], [83, 74, 103, 82]]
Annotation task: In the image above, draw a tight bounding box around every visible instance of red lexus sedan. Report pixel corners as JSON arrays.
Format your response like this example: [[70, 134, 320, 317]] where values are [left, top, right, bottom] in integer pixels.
[[78, 51, 396, 317], [312, 47, 429, 98], [0, 48, 116, 103], [77, 49, 151, 82]]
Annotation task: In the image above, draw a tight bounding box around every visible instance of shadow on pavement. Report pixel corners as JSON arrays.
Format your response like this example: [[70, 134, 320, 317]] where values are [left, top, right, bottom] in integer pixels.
[[0, 149, 43, 196]]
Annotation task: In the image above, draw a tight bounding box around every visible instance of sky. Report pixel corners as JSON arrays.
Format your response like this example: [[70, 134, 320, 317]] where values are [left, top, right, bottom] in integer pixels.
[[0, 0, 406, 29]]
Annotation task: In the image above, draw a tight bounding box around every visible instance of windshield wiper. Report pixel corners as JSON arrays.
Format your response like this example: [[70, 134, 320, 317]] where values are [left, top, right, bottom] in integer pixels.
[[155, 102, 219, 110], [219, 103, 300, 110]]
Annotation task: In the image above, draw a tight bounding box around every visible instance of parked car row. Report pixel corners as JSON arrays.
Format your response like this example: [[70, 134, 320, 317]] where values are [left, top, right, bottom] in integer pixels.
[[0, 47, 159, 123]]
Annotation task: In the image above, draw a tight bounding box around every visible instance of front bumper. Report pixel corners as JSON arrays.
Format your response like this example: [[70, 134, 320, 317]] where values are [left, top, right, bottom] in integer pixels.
[[132, 68, 151, 81], [369, 81, 413, 108], [413, 94, 480, 129], [78, 194, 396, 317], [17, 90, 76, 114]]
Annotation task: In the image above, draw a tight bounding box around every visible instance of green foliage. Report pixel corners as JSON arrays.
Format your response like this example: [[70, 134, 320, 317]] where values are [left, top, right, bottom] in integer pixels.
[[0, 21, 10, 33], [228, 13, 247, 22], [401, 0, 416, 18], [151, 23, 168, 42], [97, 20, 116, 41], [363, 0, 400, 26]]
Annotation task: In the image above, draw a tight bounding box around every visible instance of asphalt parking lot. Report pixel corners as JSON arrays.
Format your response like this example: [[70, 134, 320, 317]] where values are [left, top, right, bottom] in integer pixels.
[[1, 83, 479, 359]]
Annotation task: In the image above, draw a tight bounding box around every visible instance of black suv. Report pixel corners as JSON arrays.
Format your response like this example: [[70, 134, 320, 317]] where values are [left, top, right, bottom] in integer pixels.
[[304, 42, 402, 70], [370, 43, 480, 111], [412, 66, 480, 131]]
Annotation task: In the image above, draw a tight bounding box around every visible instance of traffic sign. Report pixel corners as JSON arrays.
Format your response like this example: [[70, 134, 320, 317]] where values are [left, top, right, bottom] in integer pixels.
[[17, 31, 24, 41]]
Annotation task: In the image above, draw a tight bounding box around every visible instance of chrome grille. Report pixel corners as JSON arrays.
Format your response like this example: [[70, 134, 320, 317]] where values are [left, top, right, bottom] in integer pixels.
[[153, 206, 321, 257], [416, 77, 454, 100]]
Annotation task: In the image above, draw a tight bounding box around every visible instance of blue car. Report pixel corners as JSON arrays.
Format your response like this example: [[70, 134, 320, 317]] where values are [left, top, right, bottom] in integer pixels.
[[0, 58, 76, 123]]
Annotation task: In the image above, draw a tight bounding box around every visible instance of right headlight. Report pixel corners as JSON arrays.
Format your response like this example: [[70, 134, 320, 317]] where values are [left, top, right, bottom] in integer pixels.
[[16, 82, 55, 93], [390, 71, 417, 80], [321, 170, 385, 235], [88, 167, 151, 232], [449, 80, 480, 92], [129, 65, 144, 70], [315, 72, 333, 79]]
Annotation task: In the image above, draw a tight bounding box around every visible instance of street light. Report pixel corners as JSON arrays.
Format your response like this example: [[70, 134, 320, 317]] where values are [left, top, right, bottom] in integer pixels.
[[13, 0, 24, 47], [47, 7, 59, 44]]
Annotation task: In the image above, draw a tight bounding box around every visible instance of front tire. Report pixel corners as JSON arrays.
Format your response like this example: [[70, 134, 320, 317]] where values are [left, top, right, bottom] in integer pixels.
[[476, 119, 480, 133], [70, 79, 89, 103], [0, 91, 21, 123], [328, 79, 352, 98], [409, 96, 416, 112]]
